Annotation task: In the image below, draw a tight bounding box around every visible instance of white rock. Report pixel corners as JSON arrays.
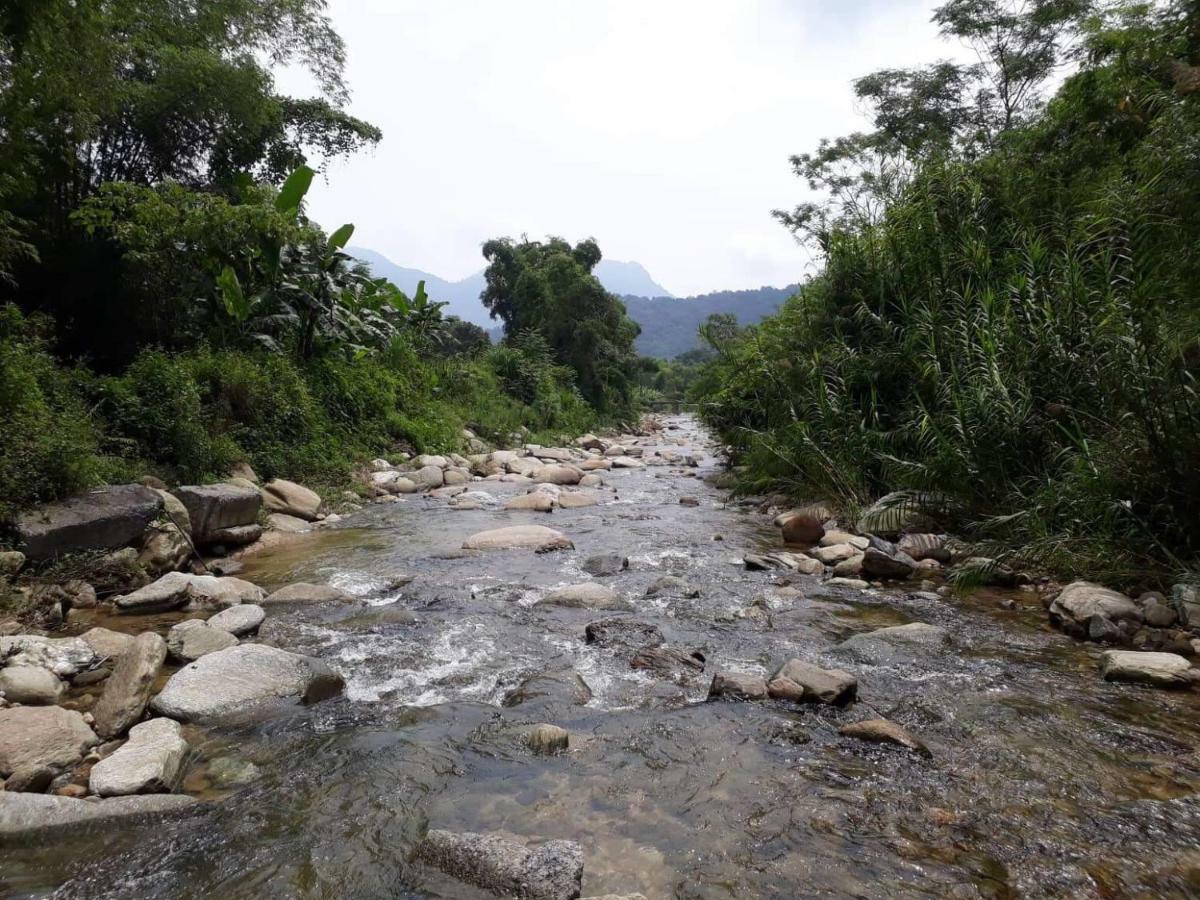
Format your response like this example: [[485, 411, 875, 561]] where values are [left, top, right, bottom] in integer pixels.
[[207, 603, 266, 636], [167, 619, 239, 662], [1101, 651, 1194, 688], [0, 666, 65, 705], [89, 718, 189, 796], [0, 635, 96, 677], [462, 526, 573, 551]]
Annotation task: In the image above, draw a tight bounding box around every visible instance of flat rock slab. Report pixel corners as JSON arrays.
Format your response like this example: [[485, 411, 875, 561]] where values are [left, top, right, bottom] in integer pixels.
[[463, 526, 573, 552], [0, 792, 197, 843], [115, 572, 264, 613], [92, 632, 167, 740], [151, 644, 343, 723], [89, 718, 189, 797], [0, 706, 98, 776], [17, 484, 162, 561], [207, 603, 266, 636], [417, 829, 584, 900], [768, 659, 857, 705], [1101, 650, 1194, 688], [836, 622, 949, 665]]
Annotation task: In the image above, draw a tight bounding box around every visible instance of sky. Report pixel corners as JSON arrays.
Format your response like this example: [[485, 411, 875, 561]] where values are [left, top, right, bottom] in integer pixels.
[[280, 0, 959, 297]]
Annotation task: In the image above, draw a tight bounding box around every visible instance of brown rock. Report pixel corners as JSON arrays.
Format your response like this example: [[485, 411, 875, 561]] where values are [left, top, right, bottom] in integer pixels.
[[839, 718, 930, 756], [91, 632, 167, 740]]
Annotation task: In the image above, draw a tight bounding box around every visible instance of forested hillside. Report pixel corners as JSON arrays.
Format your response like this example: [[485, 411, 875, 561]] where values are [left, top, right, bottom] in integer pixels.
[[624, 285, 798, 358], [692, 0, 1200, 583], [0, 1, 641, 523]]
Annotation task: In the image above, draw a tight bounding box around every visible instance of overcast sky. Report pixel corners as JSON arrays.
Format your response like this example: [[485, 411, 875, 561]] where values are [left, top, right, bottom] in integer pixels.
[[282, 0, 957, 296]]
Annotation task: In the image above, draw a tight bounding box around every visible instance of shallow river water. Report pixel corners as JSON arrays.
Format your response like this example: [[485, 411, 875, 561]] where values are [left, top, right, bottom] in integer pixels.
[[5, 416, 1200, 899]]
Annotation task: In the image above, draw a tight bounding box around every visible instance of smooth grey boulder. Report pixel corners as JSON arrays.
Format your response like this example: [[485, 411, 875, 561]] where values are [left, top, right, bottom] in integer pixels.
[[207, 603, 265, 636], [0, 635, 96, 677], [0, 706, 97, 777], [89, 718, 189, 797], [114, 571, 264, 613], [92, 632, 168, 740], [1050, 581, 1143, 631], [1100, 650, 1194, 688], [836, 622, 949, 665], [16, 484, 162, 561], [537, 583, 631, 611], [167, 619, 238, 662], [417, 829, 584, 900], [150, 644, 344, 723], [0, 792, 197, 842], [261, 479, 322, 520], [861, 546, 917, 579], [174, 485, 261, 545], [582, 554, 628, 577], [0, 665, 65, 705], [463, 526, 573, 552], [79, 627, 135, 660], [767, 659, 857, 705], [707, 671, 768, 700]]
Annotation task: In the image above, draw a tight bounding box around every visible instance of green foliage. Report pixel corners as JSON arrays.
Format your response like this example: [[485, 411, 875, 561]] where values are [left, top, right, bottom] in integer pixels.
[[698, 0, 1200, 584], [482, 236, 641, 419]]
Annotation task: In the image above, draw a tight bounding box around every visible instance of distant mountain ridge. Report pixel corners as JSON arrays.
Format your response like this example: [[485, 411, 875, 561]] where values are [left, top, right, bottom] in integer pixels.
[[351, 246, 794, 358], [350, 248, 673, 327]]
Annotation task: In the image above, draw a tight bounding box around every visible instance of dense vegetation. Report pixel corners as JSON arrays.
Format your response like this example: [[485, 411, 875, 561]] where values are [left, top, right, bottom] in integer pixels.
[[0, 1, 630, 525], [693, 0, 1200, 583], [623, 285, 799, 359]]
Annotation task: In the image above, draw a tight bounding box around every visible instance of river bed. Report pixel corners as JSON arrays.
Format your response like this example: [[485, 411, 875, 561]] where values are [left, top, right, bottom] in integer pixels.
[[4, 416, 1200, 898]]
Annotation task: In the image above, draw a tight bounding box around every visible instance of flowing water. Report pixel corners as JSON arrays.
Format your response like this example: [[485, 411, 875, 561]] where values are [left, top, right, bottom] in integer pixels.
[[5, 416, 1200, 898]]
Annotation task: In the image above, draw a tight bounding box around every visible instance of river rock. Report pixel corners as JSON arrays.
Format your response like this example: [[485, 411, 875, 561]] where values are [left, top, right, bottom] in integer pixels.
[[0, 551, 25, 577], [767, 659, 857, 705], [820, 531, 868, 550], [0, 635, 96, 677], [4, 764, 56, 793], [644, 576, 698, 598], [781, 513, 825, 545], [832, 555, 865, 577], [138, 525, 190, 577], [610, 456, 645, 469], [813, 543, 858, 564], [527, 723, 569, 755], [578, 474, 605, 487], [1100, 650, 1194, 688], [0, 666, 65, 705], [150, 644, 343, 723], [707, 671, 768, 701], [174, 483, 260, 544], [208, 756, 261, 787], [539, 583, 631, 611], [167, 619, 238, 662], [261, 479, 322, 520], [503, 670, 592, 709], [207, 603, 265, 636], [506, 492, 557, 512], [1049, 581, 1144, 634], [115, 571, 264, 613], [580, 458, 611, 471], [897, 533, 950, 563], [79, 627, 135, 661], [584, 619, 663, 650], [836, 622, 949, 665], [89, 718, 189, 797], [0, 706, 98, 776], [463, 526, 573, 552], [631, 646, 706, 679], [417, 829, 584, 900], [839, 718, 930, 755], [16, 485, 162, 561], [861, 544, 917, 579], [536, 464, 582, 486], [264, 582, 353, 604], [582, 554, 628, 577], [557, 490, 599, 509], [0, 792, 197, 840], [91, 632, 167, 740]]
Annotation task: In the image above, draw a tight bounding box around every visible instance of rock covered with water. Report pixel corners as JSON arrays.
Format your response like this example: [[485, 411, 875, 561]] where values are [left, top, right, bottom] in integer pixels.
[[527, 723, 570, 755], [0, 792, 198, 841], [767, 659, 857, 705], [89, 718, 189, 797], [582, 554, 628, 577], [1100, 650, 1195, 688], [92, 631, 168, 739], [0, 706, 97, 776], [463, 526, 573, 552], [151, 643, 343, 723], [417, 829, 584, 900], [707, 671, 768, 700], [538, 583, 631, 611], [584, 619, 663, 650], [264, 582, 353, 604], [839, 718, 931, 756], [835, 622, 949, 665]]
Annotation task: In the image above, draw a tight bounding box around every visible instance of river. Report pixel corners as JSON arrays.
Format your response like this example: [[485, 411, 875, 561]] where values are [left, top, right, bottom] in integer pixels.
[[5, 415, 1200, 898]]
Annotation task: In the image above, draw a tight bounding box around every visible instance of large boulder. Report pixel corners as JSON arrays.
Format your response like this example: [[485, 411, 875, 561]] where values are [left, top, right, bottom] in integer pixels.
[[1100, 650, 1194, 688], [261, 479, 322, 521], [861, 544, 917, 579], [150, 644, 343, 723], [174, 484, 261, 544], [89, 718, 189, 797], [137, 488, 194, 575], [537, 583, 631, 611], [463, 526, 573, 552], [167, 619, 238, 662], [16, 485, 162, 561], [1049, 582, 1143, 634], [207, 604, 265, 636], [0, 666, 65, 705], [0, 706, 97, 776], [0, 792, 197, 841], [767, 660, 857, 705], [79, 627, 135, 661], [114, 571, 264, 613], [409, 466, 445, 490], [91, 632, 167, 740], [0, 635, 96, 677], [537, 465, 582, 486], [417, 829, 584, 900], [780, 513, 825, 545]]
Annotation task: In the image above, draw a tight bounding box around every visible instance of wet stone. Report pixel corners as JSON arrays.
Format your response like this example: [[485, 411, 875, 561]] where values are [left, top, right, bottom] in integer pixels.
[[839, 718, 931, 757], [417, 829, 584, 900], [584, 619, 664, 650], [707, 671, 768, 701], [527, 723, 569, 755]]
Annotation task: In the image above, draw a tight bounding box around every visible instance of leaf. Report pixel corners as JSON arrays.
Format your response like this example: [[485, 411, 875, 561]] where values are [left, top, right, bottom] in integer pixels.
[[328, 223, 355, 250], [217, 266, 249, 322], [275, 166, 315, 215], [414, 279, 428, 307]]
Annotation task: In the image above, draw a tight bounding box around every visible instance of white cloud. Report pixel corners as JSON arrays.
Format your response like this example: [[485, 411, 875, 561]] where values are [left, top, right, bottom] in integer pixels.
[[279, 0, 958, 296]]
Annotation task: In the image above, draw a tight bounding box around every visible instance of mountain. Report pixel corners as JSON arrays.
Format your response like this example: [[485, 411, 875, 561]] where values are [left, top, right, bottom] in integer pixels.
[[349, 247, 491, 326], [593, 259, 673, 298], [351, 248, 674, 327], [622, 285, 799, 359]]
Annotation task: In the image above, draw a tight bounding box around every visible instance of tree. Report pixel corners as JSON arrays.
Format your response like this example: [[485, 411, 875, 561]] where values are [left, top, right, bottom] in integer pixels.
[[481, 236, 641, 417]]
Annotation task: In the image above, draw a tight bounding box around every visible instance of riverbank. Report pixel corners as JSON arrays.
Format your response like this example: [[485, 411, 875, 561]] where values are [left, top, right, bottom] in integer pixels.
[[4, 416, 1200, 897]]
